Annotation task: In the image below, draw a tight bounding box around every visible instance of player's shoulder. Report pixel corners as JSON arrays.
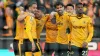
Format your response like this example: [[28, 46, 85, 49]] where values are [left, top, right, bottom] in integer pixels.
[[83, 14, 91, 20], [83, 14, 90, 18], [22, 12, 29, 15], [25, 15, 34, 22]]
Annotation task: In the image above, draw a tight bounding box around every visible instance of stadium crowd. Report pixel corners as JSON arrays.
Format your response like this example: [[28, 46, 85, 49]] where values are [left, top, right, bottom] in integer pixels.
[[0, 0, 100, 38]]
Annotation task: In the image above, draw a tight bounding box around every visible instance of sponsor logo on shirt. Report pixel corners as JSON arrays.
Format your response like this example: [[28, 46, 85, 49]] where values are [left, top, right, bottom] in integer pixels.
[[73, 26, 85, 29]]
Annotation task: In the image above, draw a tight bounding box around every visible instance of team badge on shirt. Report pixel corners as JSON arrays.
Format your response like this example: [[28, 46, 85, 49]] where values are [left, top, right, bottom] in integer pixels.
[[72, 21, 75, 23], [30, 17, 34, 22], [83, 21, 86, 24]]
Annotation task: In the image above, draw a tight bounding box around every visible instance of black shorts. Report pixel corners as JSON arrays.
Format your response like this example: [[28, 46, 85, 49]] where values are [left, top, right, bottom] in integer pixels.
[[21, 39, 40, 54], [71, 45, 88, 56], [13, 39, 41, 55], [44, 43, 57, 54], [13, 39, 19, 55], [79, 47, 88, 56], [55, 43, 69, 56]]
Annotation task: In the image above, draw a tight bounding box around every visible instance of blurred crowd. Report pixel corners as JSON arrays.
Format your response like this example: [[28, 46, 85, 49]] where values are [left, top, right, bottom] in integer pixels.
[[0, 0, 100, 38]]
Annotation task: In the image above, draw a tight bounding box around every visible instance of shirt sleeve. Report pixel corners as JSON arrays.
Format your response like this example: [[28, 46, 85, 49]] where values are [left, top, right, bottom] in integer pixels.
[[85, 17, 94, 43]]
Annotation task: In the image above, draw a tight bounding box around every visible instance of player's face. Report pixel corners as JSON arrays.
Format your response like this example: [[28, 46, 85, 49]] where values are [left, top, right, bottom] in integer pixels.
[[66, 6, 74, 14], [76, 5, 83, 14], [31, 4, 37, 13], [34, 10, 43, 19], [56, 5, 64, 15]]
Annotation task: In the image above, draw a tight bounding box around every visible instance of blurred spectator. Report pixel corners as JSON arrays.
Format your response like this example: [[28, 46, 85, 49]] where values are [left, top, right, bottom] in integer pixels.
[[79, 0, 95, 19], [44, 0, 55, 14], [0, 0, 4, 8], [16, 0, 23, 7], [94, 17, 100, 38], [0, 0, 100, 38], [71, 0, 79, 4], [93, 0, 100, 17], [2, 5, 14, 36], [93, 0, 100, 38], [0, 8, 5, 36], [4, 0, 14, 8], [21, 0, 29, 11], [11, 0, 17, 3], [62, 0, 72, 6], [87, 0, 94, 19]]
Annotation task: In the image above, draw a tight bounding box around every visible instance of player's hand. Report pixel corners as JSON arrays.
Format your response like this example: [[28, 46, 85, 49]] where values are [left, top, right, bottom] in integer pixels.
[[51, 16, 56, 24], [29, 13, 35, 17], [50, 11, 56, 16], [50, 11, 56, 19], [32, 42, 35, 51], [82, 42, 88, 48], [4, 26, 8, 29]]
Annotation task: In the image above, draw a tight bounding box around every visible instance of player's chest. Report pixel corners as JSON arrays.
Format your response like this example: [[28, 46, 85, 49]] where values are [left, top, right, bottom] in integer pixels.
[[70, 17, 88, 26], [46, 20, 57, 27], [36, 19, 44, 27], [56, 16, 67, 26]]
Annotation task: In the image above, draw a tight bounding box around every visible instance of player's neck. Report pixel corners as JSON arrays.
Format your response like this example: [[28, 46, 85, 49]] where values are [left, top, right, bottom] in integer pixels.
[[58, 11, 64, 16], [77, 14, 83, 17], [77, 14, 83, 19]]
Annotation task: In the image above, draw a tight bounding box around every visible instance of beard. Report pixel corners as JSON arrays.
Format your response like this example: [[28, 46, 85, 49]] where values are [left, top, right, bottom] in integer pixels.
[[57, 10, 63, 16], [76, 10, 83, 15]]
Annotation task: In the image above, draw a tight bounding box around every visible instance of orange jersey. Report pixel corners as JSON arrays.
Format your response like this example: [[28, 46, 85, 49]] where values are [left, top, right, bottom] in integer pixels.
[[45, 19, 58, 43], [55, 12, 69, 44], [6, 15, 13, 28], [69, 14, 94, 47]]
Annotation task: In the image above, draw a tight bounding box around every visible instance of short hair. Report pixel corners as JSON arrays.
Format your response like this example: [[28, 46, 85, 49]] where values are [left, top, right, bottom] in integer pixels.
[[65, 4, 74, 9], [28, 2, 37, 7], [76, 3, 83, 7], [6, 4, 16, 10], [54, 2, 64, 8]]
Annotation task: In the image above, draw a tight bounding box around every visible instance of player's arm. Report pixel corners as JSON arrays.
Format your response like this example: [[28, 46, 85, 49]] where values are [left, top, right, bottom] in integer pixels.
[[85, 18, 94, 43], [17, 13, 28, 23], [82, 17, 94, 48], [50, 11, 56, 19], [17, 13, 35, 23]]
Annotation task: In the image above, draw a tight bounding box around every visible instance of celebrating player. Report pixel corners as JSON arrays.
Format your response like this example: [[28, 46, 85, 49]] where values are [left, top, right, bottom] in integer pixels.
[[50, 2, 70, 56], [69, 3, 94, 56]]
